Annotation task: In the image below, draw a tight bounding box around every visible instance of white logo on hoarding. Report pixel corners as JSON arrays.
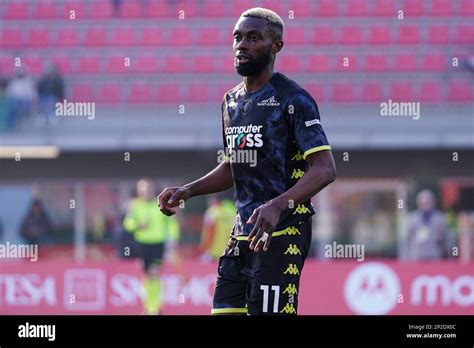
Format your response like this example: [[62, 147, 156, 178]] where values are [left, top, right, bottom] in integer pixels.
[[64, 269, 106, 310], [344, 263, 400, 315]]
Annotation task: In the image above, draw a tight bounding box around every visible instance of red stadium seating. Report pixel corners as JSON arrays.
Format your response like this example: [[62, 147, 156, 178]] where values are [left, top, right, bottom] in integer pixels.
[[313, 26, 335, 45], [199, 27, 224, 46], [203, 0, 226, 17], [231, 0, 254, 17], [133, 55, 159, 73], [84, 28, 107, 47], [277, 55, 301, 73], [315, 0, 338, 16], [402, 0, 424, 16], [128, 83, 153, 103], [447, 81, 473, 102], [56, 28, 79, 47], [157, 84, 181, 103], [214, 56, 235, 73], [71, 83, 96, 102], [78, 56, 101, 73], [140, 28, 164, 46], [336, 55, 359, 72], [187, 84, 210, 102], [393, 53, 417, 71], [22, 56, 44, 75], [332, 83, 355, 102], [111, 27, 135, 46], [261, 0, 282, 15], [34, 2, 58, 19], [52, 55, 73, 74], [421, 53, 445, 71], [419, 81, 441, 102], [427, 26, 450, 44], [0, 56, 14, 74], [0, 29, 23, 48], [178, 1, 198, 18], [285, 27, 307, 45], [430, 0, 452, 16], [98, 83, 122, 103], [89, 2, 113, 19], [27, 28, 50, 47], [305, 83, 326, 101], [192, 55, 215, 73], [459, 0, 474, 16], [163, 56, 187, 73], [454, 26, 474, 44], [366, 55, 389, 72], [289, 0, 312, 17], [340, 26, 363, 44], [346, 0, 368, 16], [146, 0, 170, 18], [307, 55, 330, 72], [369, 26, 391, 45], [107, 55, 131, 73], [120, 1, 142, 18], [170, 27, 191, 46], [362, 82, 384, 102], [5, 2, 29, 19], [63, 1, 85, 20], [390, 82, 413, 101], [397, 26, 421, 44], [373, 0, 396, 16]]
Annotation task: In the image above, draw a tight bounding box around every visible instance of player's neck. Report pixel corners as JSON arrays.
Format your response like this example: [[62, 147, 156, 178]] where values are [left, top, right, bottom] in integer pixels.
[[243, 65, 275, 94]]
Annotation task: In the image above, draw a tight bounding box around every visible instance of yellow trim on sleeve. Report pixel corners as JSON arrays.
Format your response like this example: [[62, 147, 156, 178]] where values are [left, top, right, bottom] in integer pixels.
[[211, 308, 248, 314], [303, 145, 331, 160]]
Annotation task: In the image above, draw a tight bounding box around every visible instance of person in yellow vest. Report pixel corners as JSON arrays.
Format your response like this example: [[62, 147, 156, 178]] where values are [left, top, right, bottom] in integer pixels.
[[200, 197, 236, 262], [123, 178, 180, 315]]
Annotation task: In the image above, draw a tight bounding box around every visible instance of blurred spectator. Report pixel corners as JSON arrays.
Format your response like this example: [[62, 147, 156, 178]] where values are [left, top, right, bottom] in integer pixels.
[[199, 196, 235, 262], [112, 0, 121, 16], [0, 76, 10, 130], [405, 190, 454, 260], [6, 69, 37, 128], [123, 178, 180, 314], [19, 199, 53, 245], [37, 65, 64, 126]]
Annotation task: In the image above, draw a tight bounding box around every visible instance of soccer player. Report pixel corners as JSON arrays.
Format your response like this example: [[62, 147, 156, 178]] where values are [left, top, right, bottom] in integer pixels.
[[158, 8, 336, 315]]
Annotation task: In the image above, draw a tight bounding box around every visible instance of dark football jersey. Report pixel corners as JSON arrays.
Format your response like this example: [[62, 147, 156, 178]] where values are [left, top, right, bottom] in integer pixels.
[[221, 72, 331, 236]]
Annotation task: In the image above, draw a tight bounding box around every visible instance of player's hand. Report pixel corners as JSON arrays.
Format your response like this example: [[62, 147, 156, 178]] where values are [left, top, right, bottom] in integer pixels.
[[157, 187, 191, 216], [247, 200, 284, 252]]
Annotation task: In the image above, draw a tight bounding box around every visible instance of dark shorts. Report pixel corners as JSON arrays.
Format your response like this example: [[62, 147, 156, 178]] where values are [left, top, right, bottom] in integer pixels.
[[139, 242, 165, 273], [212, 218, 312, 315]]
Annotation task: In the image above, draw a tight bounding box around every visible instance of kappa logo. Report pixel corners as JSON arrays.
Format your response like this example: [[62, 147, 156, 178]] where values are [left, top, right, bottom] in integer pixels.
[[284, 244, 301, 255], [283, 264, 300, 275], [291, 151, 304, 161], [257, 95, 280, 106], [305, 119, 321, 127], [283, 283, 298, 295], [280, 303, 296, 314], [291, 168, 305, 179], [293, 204, 311, 215]]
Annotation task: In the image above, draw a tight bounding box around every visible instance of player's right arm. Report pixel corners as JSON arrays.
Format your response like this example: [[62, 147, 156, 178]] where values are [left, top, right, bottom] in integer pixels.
[[157, 162, 233, 216]]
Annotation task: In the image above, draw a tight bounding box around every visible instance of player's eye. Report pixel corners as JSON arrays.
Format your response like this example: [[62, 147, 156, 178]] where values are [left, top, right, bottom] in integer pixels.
[[234, 34, 242, 41], [250, 35, 259, 41]]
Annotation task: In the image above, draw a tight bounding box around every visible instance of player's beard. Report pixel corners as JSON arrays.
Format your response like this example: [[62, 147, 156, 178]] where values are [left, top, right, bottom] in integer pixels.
[[235, 48, 272, 77]]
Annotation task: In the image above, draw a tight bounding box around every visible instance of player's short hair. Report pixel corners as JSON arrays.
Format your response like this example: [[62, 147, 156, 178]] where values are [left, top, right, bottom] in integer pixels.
[[241, 7, 284, 40]]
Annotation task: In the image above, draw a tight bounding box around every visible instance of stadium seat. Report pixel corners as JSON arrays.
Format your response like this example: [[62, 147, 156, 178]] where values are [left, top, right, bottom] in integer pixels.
[[369, 26, 391, 45], [402, 0, 424, 16], [459, 0, 474, 16], [0, 56, 14, 74], [128, 83, 153, 103], [170, 27, 191, 46], [203, 0, 226, 17], [393, 53, 417, 71], [366, 55, 388, 72], [71, 83, 96, 102], [63, 1, 85, 20], [187, 84, 209, 102], [340, 26, 363, 44], [397, 26, 420, 44], [84, 28, 107, 47], [0, 28, 23, 48], [27, 28, 50, 47], [133, 55, 159, 73], [146, 0, 170, 18], [56, 28, 80, 47], [98, 83, 122, 103], [192, 55, 215, 73], [346, 0, 368, 16], [285, 27, 306, 45], [178, 1, 198, 18], [362, 82, 384, 102], [315, 0, 338, 16], [52, 55, 73, 74], [5, 2, 29, 19], [336, 55, 359, 72], [199, 27, 224, 46], [111, 27, 135, 46], [307, 54, 330, 72], [289, 0, 312, 17], [78, 56, 101, 73], [163, 56, 187, 73], [107, 55, 130, 73], [22, 56, 43, 75], [419, 81, 441, 102], [140, 27, 164, 46], [373, 0, 396, 16], [34, 1, 58, 19], [305, 83, 326, 101], [427, 26, 450, 44], [430, 0, 452, 16], [313, 26, 335, 44], [157, 83, 181, 103], [421, 53, 445, 71], [454, 26, 474, 44], [89, 2, 113, 19], [214, 56, 234, 73], [447, 81, 472, 102], [277, 55, 301, 73], [261, 0, 282, 15], [120, 1, 142, 18], [231, 0, 255, 17], [332, 83, 355, 102], [390, 82, 413, 101]]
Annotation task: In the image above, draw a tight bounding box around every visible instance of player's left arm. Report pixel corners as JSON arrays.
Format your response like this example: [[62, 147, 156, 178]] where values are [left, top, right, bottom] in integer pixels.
[[248, 150, 336, 251]]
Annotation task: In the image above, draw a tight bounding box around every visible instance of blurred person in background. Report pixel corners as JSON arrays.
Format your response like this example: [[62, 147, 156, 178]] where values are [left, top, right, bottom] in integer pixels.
[[123, 178, 180, 315], [406, 189, 454, 260], [6, 68, 37, 128], [19, 199, 53, 245], [37, 64, 64, 126], [0, 76, 10, 130], [199, 196, 236, 262]]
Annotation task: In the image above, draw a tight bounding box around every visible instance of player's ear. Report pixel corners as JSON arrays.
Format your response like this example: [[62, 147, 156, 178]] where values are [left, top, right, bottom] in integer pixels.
[[272, 40, 284, 54]]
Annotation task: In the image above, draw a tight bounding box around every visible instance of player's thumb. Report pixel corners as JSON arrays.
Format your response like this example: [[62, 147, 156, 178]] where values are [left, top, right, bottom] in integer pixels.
[[168, 191, 180, 205], [247, 209, 258, 224]]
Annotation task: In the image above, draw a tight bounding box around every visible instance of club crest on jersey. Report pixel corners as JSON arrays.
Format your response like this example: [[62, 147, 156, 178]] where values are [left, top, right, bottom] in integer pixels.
[[257, 95, 280, 106]]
